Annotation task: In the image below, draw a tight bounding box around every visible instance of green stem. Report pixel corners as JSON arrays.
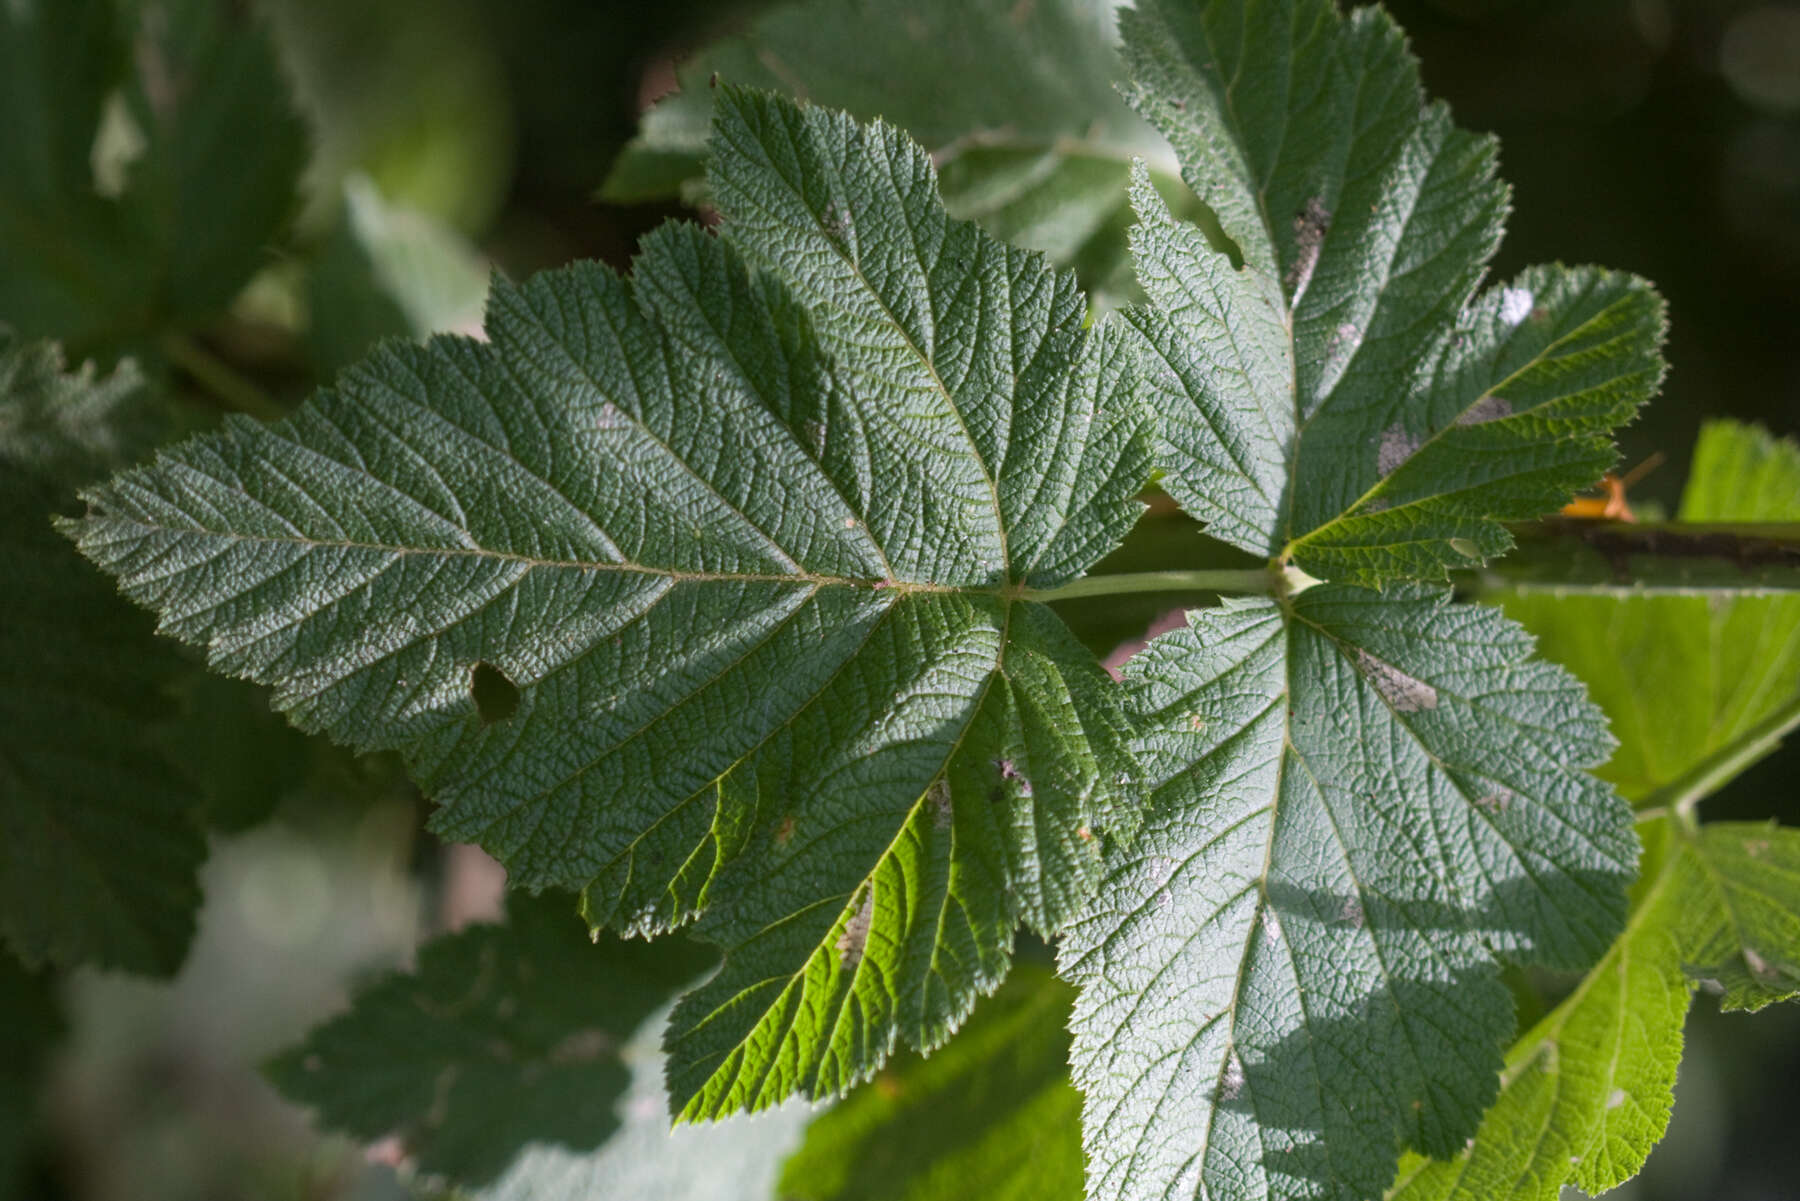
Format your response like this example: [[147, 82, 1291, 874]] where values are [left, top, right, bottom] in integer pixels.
[[1022, 568, 1277, 603], [1640, 691, 1800, 823], [162, 333, 285, 422]]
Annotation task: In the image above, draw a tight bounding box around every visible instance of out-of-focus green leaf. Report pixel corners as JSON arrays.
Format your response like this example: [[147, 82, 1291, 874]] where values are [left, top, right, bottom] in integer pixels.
[[267, 893, 714, 1187], [604, 0, 1195, 301], [779, 962, 1082, 1201], [0, 0, 307, 360], [264, 0, 513, 235], [0, 334, 203, 975], [306, 175, 490, 378]]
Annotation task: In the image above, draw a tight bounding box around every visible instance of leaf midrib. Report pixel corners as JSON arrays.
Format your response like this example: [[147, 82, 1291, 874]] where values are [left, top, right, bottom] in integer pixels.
[[76, 515, 977, 594]]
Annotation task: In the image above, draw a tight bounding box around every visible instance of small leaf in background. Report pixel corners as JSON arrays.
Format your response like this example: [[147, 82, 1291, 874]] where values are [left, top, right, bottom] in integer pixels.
[[268, 892, 714, 1187], [604, 0, 1202, 304], [305, 174, 491, 378], [0, 334, 204, 976], [780, 962, 1083, 1201], [1402, 419, 1800, 1201], [69, 87, 1151, 1123], [1064, 587, 1633, 1201], [1120, 0, 1666, 584], [0, 0, 306, 361]]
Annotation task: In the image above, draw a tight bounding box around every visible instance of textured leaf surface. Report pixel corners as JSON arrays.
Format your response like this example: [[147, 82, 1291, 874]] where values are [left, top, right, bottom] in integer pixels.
[[70, 88, 1150, 1118], [1388, 818, 1800, 1201], [0, 0, 305, 357], [1121, 0, 1665, 585], [478, 1000, 810, 1201], [603, 0, 1188, 300], [1062, 586, 1634, 1201], [780, 963, 1083, 1201], [268, 893, 713, 1186], [1504, 420, 1800, 801], [0, 336, 203, 974]]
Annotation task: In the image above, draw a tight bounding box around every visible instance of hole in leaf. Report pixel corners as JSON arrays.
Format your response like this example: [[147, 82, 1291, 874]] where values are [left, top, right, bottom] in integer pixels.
[[470, 662, 520, 724]]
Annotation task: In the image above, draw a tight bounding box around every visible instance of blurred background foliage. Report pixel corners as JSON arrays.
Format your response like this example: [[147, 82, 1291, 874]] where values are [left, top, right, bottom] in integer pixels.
[[3, 0, 1798, 1198]]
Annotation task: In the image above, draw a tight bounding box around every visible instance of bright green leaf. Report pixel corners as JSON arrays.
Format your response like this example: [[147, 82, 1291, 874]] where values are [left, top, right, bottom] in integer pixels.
[[1390, 419, 1800, 1200], [603, 0, 1195, 301], [779, 962, 1083, 1201], [1388, 818, 1800, 1201], [0, 0, 306, 358], [0, 334, 203, 975], [267, 892, 714, 1186], [1120, 0, 1666, 585], [1502, 420, 1800, 802], [68, 87, 1150, 1119], [1062, 586, 1634, 1201]]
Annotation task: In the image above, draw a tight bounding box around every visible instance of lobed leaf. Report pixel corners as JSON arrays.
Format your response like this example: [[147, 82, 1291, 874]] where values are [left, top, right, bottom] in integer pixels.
[[1119, 0, 1666, 585], [0, 335, 203, 975], [1062, 586, 1634, 1201], [68, 87, 1152, 1119]]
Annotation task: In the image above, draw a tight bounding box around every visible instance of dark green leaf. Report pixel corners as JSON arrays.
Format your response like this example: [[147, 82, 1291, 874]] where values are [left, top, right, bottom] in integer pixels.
[[68, 88, 1151, 1119], [0, 0, 306, 358], [0, 955, 62, 1192], [0, 334, 203, 974], [268, 892, 713, 1186]]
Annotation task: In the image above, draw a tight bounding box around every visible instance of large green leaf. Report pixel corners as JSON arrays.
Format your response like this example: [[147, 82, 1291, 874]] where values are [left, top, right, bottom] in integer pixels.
[[1062, 586, 1634, 1201], [1120, 0, 1665, 586], [0, 0, 306, 358], [603, 0, 1190, 300], [1054, 4, 1654, 1197], [267, 893, 714, 1186], [1388, 818, 1800, 1201], [68, 87, 1151, 1118], [779, 962, 1083, 1201], [0, 335, 203, 975]]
